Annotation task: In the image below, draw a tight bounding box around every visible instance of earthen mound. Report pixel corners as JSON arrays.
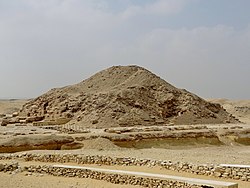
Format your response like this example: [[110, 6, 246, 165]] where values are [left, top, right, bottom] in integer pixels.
[[81, 137, 120, 150], [20, 65, 240, 127]]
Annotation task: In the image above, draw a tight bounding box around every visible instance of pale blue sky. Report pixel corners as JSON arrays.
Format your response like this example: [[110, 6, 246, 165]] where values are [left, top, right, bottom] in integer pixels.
[[0, 0, 249, 99]]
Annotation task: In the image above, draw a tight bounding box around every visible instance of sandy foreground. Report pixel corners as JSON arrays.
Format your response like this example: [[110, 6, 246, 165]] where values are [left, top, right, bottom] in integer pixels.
[[0, 172, 139, 188]]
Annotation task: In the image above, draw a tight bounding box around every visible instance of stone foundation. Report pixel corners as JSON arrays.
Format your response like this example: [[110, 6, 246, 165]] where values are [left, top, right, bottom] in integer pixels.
[[0, 162, 205, 188], [0, 153, 249, 182]]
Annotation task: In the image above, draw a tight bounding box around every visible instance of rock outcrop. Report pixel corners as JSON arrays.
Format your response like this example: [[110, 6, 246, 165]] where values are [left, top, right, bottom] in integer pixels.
[[0, 135, 74, 153]]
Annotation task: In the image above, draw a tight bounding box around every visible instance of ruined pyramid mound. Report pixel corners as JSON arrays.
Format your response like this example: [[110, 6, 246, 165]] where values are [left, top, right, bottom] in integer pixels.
[[20, 65, 240, 127]]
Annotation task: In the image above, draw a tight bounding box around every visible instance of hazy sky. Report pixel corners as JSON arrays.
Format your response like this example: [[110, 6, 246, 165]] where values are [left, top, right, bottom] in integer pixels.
[[0, 0, 250, 99]]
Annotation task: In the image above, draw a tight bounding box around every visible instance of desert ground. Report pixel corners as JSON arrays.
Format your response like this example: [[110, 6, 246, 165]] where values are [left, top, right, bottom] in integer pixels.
[[0, 66, 250, 188]]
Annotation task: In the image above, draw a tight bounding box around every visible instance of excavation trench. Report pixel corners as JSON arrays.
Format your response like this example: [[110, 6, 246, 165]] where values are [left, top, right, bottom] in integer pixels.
[[114, 137, 223, 149]]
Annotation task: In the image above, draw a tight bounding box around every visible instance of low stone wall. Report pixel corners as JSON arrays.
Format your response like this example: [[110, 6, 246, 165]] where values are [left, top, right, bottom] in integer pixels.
[[0, 162, 204, 188], [0, 161, 19, 172], [0, 153, 249, 182], [29, 165, 203, 188], [42, 125, 90, 134]]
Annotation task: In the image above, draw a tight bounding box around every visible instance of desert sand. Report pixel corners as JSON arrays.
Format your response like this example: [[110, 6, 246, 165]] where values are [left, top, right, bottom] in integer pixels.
[[0, 99, 27, 115], [0, 171, 140, 188]]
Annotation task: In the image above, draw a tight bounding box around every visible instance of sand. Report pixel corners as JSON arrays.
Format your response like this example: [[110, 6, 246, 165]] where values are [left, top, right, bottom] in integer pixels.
[[0, 172, 139, 188], [0, 99, 27, 115], [15, 144, 250, 165]]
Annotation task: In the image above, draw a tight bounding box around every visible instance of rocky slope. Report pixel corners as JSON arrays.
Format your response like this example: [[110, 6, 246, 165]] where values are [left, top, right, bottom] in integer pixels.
[[20, 65, 239, 127], [209, 99, 250, 124]]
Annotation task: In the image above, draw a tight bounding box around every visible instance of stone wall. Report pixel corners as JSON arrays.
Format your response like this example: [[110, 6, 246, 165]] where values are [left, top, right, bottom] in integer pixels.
[[0, 161, 19, 172], [0, 162, 204, 188], [0, 153, 249, 182]]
